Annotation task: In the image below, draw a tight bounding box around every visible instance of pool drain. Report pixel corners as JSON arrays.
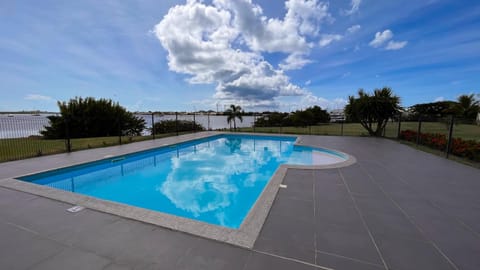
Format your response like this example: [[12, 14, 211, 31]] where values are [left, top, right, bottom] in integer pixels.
[[67, 205, 85, 213]]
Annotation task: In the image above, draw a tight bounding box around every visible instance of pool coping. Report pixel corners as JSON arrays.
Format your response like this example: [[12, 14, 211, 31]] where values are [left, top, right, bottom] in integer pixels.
[[0, 132, 356, 248]]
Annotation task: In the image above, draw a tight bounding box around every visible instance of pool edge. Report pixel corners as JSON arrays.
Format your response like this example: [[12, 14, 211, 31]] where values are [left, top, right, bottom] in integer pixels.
[[0, 132, 356, 249]]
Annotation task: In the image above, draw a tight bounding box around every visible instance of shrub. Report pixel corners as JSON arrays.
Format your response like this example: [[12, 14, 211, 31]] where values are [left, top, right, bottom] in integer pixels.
[[153, 120, 204, 134], [399, 130, 480, 161], [41, 97, 145, 139]]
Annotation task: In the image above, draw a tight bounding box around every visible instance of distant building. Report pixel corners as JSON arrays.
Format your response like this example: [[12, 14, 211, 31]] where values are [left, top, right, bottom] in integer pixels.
[[329, 109, 345, 122]]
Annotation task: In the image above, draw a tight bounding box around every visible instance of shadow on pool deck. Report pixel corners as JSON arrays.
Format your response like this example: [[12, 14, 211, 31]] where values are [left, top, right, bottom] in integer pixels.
[[1, 133, 479, 270]]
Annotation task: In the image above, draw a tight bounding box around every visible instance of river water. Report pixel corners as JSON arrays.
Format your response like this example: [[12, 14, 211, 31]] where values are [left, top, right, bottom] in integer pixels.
[[0, 114, 255, 139]]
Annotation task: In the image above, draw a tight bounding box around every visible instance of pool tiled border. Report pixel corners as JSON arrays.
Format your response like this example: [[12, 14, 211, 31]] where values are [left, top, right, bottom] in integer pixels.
[[0, 132, 356, 248]]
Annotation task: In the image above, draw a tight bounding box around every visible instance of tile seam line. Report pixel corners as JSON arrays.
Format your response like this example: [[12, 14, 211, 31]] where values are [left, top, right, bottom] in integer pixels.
[[3, 216, 118, 265], [3, 220, 96, 270], [357, 162, 460, 270], [337, 168, 389, 270], [240, 250, 254, 270], [367, 159, 480, 239], [24, 247, 66, 270], [314, 249, 386, 268], [252, 249, 334, 270]]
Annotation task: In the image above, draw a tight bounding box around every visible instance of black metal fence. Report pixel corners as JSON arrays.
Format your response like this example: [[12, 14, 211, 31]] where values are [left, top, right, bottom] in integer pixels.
[[1, 112, 479, 163], [242, 113, 479, 162], [0, 112, 205, 162]]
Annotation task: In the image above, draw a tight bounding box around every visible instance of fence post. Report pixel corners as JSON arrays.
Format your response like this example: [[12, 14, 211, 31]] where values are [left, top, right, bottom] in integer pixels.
[[341, 121, 344, 136], [118, 119, 122, 145], [175, 112, 179, 136], [253, 113, 256, 133], [207, 112, 210, 130], [446, 114, 455, 158], [151, 113, 155, 140], [65, 117, 71, 152], [397, 112, 402, 139], [416, 115, 422, 146], [193, 112, 196, 133]]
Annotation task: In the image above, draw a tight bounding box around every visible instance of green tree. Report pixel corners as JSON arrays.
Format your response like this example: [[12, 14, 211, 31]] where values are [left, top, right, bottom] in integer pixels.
[[452, 94, 479, 121], [41, 97, 145, 139], [226, 104, 243, 131], [345, 87, 400, 136], [254, 107, 329, 127], [410, 101, 457, 121]]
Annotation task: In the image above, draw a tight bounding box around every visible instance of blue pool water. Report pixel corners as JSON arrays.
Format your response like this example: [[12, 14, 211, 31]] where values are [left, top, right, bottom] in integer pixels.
[[19, 135, 347, 229]]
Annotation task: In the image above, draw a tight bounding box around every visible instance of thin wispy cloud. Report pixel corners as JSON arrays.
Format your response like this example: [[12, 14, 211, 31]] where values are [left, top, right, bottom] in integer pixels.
[[318, 24, 360, 48], [279, 53, 314, 71], [24, 94, 53, 101], [319, 34, 343, 47], [344, 0, 361, 15], [347, 25, 361, 34], [385, 40, 408, 50]]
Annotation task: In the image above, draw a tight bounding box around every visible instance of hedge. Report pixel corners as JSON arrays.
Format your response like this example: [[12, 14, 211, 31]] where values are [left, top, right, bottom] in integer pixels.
[[399, 130, 480, 161]]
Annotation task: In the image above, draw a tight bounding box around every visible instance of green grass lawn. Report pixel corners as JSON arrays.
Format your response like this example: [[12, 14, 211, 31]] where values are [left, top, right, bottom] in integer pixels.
[[239, 121, 480, 141], [237, 122, 480, 168], [0, 132, 189, 162], [1, 123, 478, 163]]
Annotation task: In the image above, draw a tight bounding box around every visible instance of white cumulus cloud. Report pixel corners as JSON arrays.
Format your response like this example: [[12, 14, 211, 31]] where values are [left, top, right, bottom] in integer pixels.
[[153, 0, 335, 107], [300, 92, 348, 110], [369, 29, 407, 50], [385, 40, 408, 50], [369, 30, 393, 48]]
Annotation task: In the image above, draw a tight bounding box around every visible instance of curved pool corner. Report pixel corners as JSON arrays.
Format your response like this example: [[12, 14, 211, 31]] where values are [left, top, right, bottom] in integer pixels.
[[290, 136, 357, 169]]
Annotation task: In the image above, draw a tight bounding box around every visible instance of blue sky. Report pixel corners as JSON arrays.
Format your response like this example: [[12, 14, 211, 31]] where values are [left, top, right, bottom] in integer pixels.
[[1, 0, 479, 112]]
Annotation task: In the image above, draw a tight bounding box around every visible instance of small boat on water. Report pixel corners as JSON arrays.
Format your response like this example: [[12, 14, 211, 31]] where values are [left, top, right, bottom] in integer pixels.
[[7, 114, 14, 117]]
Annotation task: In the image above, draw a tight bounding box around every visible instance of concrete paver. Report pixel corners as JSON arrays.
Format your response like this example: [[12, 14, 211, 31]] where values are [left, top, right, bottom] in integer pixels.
[[1, 134, 479, 269]]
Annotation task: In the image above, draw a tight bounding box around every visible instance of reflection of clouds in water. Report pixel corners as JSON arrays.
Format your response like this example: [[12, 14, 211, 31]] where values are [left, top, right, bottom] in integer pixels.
[[159, 137, 294, 218]]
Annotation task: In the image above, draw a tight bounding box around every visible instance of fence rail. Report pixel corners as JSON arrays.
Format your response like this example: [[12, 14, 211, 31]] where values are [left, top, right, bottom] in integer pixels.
[[1, 113, 479, 163], [240, 114, 479, 163], [0, 113, 206, 162]]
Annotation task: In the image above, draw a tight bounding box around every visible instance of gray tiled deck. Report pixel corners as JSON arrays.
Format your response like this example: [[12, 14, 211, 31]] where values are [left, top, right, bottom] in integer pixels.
[[1, 134, 479, 269]]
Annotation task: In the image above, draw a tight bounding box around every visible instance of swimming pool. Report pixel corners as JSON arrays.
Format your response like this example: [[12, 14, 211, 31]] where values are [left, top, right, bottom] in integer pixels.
[[18, 134, 348, 229]]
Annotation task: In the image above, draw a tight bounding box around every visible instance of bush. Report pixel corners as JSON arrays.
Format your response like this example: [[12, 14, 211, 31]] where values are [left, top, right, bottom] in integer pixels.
[[399, 130, 480, 161], [41, 97, 145, 139], [153, 120, 204, 134]]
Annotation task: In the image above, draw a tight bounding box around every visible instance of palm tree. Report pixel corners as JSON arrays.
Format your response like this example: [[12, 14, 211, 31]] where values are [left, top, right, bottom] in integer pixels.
[[453, 94, 479, 121], [226, 104, 243, 131], [345, 87, 400, 136]]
